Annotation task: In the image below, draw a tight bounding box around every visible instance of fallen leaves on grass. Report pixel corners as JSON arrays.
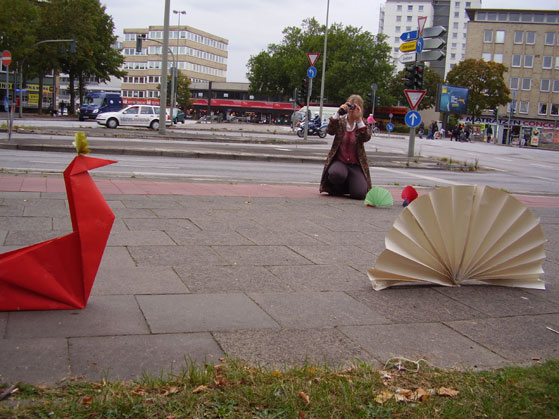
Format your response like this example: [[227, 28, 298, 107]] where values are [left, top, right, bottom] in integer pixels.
[[438, 387, 460, 397], [192, 385, 209, 394], [298, 391, 310, 405]]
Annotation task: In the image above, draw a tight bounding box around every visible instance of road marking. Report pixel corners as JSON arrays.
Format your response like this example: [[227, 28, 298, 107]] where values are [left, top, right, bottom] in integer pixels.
[[275, 148, 291, 151], [494, 157, 513, 162], [529, 175, 555, 181], [530, 163, 552, 168], [374, 167, 465, 185]]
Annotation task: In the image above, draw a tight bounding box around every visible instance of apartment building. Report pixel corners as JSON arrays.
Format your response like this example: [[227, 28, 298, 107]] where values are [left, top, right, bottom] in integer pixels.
[[121, 25, 228, 105], [465, 8, 559, 144], [379, 0, 480, 77]]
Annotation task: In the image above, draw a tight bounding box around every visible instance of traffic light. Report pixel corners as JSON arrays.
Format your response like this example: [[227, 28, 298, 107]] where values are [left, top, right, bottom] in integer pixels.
[[136, 34, 146, 53], [298, 79, 308, 106], [404, 64, 415, 89], [414, 64, 424, 89], [376, 95, 381, 107], [493, 108, 498, 118], [366, 92, 374, 107], [69, 39, 76, 54]]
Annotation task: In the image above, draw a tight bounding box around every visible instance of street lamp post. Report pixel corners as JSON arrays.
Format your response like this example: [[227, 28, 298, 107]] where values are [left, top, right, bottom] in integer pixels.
[[172, 9, 186, 124], [319, 0, 330, 122]]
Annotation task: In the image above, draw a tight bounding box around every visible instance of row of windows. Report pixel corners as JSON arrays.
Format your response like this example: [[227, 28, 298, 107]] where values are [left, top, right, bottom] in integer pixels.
[[142, 61, 226, 78], [122, 90, 160, 99], [395, 4, 426, 12], [508, 102, 559, 116], [484, 30, 559, 45], [125, 31, 227, 51], [510, 77, 559, 92], [147, 45, 226, 65], [476, 11, 559, 24], [482, 53, 559, 69]]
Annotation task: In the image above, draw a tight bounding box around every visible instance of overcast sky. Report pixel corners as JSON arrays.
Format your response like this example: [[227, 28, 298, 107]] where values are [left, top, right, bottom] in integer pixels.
[[102, 0, 557, 83]]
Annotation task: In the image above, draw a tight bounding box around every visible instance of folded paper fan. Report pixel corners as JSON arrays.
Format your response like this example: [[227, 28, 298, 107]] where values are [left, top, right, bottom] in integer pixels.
[[401, 185, 418, 207], [368, 185, 546, 290], [365, 187, 393, 207]]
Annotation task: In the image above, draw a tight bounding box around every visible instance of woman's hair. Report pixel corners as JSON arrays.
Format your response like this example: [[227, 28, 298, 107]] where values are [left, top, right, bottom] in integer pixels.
[[347, 94, 364, 108]]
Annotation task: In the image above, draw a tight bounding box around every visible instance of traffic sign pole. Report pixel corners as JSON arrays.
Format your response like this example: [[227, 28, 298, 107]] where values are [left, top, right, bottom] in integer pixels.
[[304, 77, 313, 141]]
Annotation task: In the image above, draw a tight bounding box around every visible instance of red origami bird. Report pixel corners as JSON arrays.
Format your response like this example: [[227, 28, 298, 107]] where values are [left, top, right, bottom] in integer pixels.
[[401, 185, 418, 207], [0, 147, 116, 311]]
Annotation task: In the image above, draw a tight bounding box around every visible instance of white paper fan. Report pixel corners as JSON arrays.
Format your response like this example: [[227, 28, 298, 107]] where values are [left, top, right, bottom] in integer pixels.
[[368, 185, 546, 291]]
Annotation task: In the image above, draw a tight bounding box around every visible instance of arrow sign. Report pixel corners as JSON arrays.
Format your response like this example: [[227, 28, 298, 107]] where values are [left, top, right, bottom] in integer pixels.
[[416, 37, 424, 53], [399, 52, 417, 63], [400, 30, 418, 41], [422, 26, 447, 38], [307, 53, 320, 67], [404, 89, 427, 110], [418, 50, 446, 61], [307, 66, 317, 79], [400, 40, 417, 52], [423, 37, 446, 50], [405, 110, 421, 128]]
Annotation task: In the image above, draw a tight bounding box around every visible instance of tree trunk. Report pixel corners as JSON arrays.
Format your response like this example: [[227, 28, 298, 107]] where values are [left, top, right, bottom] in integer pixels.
[[38, 74, 44, 114], [69, 72, 76, 115]]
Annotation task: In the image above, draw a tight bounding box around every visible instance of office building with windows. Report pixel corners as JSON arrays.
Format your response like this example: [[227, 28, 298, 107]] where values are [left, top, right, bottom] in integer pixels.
[[465, 8, 559, 144], [121, 25, 228, 105], [379, 0, 480, 77]]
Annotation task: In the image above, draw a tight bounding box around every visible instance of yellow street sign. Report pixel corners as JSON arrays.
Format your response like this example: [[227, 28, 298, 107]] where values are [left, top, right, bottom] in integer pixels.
[[400, 40, 417, 52]]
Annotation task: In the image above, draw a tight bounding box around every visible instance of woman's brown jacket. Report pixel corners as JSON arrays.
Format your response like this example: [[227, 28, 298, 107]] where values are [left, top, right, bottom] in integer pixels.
[[319, 116, 372, 194]]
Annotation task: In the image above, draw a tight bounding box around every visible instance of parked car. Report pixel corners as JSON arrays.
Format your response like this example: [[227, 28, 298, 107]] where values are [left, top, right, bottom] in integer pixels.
[[78, 91, 122, 121], [96, 105, 172, 130], [172, 108, 186, 124]]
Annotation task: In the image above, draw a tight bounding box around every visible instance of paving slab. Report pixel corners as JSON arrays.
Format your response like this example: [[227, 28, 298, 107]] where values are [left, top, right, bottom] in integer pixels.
[[436, 285, 559, 317], [106, 230, 175, 246], [121, 198, 185, 209], [4, 230, 71, 246], [5, 296, 150, 338], [22, 199, 68, 217], [123, 217, 200, 232], [267, 265, 370, 292], [128, 245, 225, 266], [136, 294, 280, 333], [235, 226, 321, 246], [446, 314, 559, 363], [92, 266, 189, 295], [248, 292, 388, 328], [212, 245, 313, 266], [69, 333, 224, 382], [167, 229, 254, 246], [112, 208, 158, 219], [0, 216, 52, 231], [348, 286, 487, 323], [174, 265, 291, 293], [288, 244, 376, 266], [340, 323, 510, 370], [0, 200, 24, 216], [99, 246, 137, 269], [0, 312, 7, 337], [214, 328, 375, 369], [0, 338, 69, 385]]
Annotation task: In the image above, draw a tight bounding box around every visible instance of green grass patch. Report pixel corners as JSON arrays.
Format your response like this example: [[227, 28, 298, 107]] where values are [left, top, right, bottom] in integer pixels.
[[1, 358, 558, 418]]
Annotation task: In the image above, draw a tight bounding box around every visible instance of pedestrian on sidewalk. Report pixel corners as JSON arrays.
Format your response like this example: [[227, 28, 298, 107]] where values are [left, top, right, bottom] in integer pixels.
[[319, 94, 372, 200]]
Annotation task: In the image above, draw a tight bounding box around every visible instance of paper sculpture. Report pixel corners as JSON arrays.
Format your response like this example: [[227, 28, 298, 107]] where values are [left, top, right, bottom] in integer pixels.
[[401, 185, 418, 207], [365, 187, 393, 207], [0, 155, 116, 310], [368, 185, 546, 291]]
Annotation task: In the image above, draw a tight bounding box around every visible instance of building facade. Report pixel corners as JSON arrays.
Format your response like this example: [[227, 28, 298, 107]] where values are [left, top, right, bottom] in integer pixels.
[[121, 25, 228, 105], [379, 0, 480, 77], [465, 8, 559, 145]]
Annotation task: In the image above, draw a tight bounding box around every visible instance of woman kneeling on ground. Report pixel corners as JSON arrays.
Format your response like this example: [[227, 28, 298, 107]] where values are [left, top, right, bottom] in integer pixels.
[[319, 94, 372, 200]]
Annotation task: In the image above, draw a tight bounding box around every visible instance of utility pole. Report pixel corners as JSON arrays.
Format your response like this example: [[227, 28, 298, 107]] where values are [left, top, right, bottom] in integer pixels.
[[318, 0, 330, 122], [158, 0, 170, 135]]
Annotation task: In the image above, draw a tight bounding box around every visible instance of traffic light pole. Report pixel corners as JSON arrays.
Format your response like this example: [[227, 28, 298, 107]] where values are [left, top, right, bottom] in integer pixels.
[[407, 62, 418, 158], [304, 77, 312, 141]]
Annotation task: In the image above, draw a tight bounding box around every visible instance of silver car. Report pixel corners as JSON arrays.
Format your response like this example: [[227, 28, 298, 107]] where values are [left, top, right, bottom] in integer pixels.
[[96, 105, 172, 130]]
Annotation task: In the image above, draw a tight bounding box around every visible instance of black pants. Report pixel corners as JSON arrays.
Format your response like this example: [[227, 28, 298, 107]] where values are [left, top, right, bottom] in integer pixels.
[[327, 160, 368, 200]]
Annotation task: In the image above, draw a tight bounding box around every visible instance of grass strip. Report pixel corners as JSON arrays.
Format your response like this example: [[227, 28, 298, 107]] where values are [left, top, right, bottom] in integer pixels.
[[1, 358, 558, 418]]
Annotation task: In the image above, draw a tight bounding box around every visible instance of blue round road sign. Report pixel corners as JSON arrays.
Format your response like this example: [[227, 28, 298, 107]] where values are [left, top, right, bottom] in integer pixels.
[[386, 123, 394, 132], [416, 37, 424, 53], [307, 66, 317, 79], [405, 110, 421, 127]]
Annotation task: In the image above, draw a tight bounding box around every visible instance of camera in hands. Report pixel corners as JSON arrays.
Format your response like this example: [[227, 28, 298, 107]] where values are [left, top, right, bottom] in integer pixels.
[[338, 103, 356, 116]]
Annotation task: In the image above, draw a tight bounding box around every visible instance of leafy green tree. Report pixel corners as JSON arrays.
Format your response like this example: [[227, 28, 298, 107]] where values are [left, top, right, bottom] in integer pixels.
[[175, 72, 192, 110], [386, 65, 443, 110], [247, 18, 394, 106], [445, 58, 511, 119]]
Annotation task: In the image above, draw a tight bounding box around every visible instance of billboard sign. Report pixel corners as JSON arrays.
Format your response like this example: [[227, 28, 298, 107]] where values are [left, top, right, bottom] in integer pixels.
[[436, 84, 469, 114]]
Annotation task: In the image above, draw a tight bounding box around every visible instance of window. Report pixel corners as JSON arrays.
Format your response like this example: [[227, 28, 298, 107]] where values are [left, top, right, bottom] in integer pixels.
[[484, 30, 493, 43], [408, 5, 413, 11], [455, 1, 460, 6], [551, 103, 559, 116], [494, 54, 503, 63], [521, 13, 533, 22], [524, 55, 534, 68], [541, 79, 550, 91], [518, 101, 529, 114], [482, 52, 492, 61], [393, 47, 399, 53], [397, 5, 402, 11], [395, 26, 401, 32], [451, 53, 456, 59], [477, 12, 486, 20], [396, 16, 401, 22], [512, 54, 522, 67], [543, 56, 553, 69], [452, 42, 457, 49], [419, 5, 424, 11], [498, 12, 508, 20], [454, 12, 459, 18], [140, 106, 153, 115], [495, 31, 505, 43], [522, 78, 531, 90], [452, 33, 458, 39], [466, 1, 471, 6], [534, 14, 545, 23], [510, 13, 520, 22], [526, 31, 536, 44], [453, 22, 459, 29], [538, 103, 547, 115], [510, 77, 519, 90], [487, 12, 497, 20], [545, 32, 555, 45], [407, 16, 412, 22], [395, 37, 400, 43], [554, 80, 559, 92], [514, 31, 524, 44], [556, 57, 559, 69]]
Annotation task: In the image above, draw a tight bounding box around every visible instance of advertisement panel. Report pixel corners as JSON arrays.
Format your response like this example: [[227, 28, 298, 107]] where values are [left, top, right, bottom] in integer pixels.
[[436, 84, 469, 114]]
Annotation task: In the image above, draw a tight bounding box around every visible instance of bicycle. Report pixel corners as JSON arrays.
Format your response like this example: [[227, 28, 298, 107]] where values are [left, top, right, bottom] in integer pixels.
[[371, 125, 380, 136]]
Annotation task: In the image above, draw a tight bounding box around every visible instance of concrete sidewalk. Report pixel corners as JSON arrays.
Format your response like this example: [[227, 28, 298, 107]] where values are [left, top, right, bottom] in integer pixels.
[[0, 175, 558, 385]]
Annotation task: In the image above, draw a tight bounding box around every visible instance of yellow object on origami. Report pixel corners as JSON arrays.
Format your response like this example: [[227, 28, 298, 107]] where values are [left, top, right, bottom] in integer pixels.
[[73, 131, 90, 155]]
